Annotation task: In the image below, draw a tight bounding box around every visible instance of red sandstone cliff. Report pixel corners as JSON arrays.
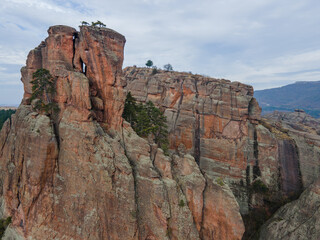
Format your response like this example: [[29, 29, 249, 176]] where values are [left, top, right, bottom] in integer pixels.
[[1, 24, 319, 240], [0, 25, 244, 240], [123, 67, 320, 238]]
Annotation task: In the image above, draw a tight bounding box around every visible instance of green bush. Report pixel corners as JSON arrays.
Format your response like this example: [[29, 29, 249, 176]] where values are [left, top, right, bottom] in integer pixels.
[[178, 199, 185, 207], [151, 67, 158, 75], [123, 92, 169, 154], [0, 216, 12, 238], [216, 177, 225, 186]]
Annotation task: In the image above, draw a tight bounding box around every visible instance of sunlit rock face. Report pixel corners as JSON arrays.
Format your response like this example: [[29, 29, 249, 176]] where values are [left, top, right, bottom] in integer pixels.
[[0, 25, 245, 240], [123, 67, 320, 238]]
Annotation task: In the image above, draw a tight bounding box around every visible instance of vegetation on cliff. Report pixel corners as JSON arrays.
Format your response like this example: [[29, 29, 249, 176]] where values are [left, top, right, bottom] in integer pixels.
[[0, 109, 15, 130], [30, 68, 59, 115], [123, 92, 169, 154], [0, 216, 12, 238]]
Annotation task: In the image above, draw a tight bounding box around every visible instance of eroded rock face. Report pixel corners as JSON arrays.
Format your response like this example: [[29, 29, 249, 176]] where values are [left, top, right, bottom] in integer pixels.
[[264, 111, 320, 188], [123, 67, 259, 187], [123, 67, 318, 238], [0, 25, 245, 240], [259, 177, 320, 240], [123, 67, 281, 213]]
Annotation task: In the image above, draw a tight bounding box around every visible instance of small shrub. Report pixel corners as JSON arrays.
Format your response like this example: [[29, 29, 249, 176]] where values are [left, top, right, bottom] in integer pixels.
[[151, 67, 158, 75], [216, 177, 225, 186], [178, 199, 185, 207], [163, 64, 173, 71]]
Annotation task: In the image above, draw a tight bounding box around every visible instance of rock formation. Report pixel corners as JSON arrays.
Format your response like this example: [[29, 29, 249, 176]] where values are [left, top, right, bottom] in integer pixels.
[[123, 67, 320, 237], [1, 24, 319, 240], [0, 25, 245, 240], [259, 177, 320, 240]]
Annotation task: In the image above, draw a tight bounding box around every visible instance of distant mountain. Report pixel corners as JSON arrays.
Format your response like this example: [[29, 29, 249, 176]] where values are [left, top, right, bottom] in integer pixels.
[[254, 81, 320, 118]]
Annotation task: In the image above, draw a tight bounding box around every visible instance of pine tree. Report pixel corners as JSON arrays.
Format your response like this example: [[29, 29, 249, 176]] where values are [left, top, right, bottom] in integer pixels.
[[30, 68, 59, 115], [122, 93, 169, 154]]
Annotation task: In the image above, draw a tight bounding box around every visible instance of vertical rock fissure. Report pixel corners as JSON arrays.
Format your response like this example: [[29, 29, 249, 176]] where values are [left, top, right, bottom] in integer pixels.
[[52, 121, 60, 174], [120, 124, 140, 239], [194, 111, 201, 165], [194, 79, 201, 165], [173, 80, 185, 131], [148, 144, 173, 240], [252, 125, 261, 179], [16, 154, 24, 210], [72, 32, 78, 69], [199, 172, 208, 240]]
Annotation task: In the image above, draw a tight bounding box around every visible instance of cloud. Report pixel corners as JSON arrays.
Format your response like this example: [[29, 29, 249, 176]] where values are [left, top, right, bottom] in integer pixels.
[[1, 0, 320, 104]]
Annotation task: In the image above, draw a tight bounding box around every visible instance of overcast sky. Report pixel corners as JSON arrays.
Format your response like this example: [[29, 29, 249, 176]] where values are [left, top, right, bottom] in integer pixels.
[[1, 0, 320, 105]]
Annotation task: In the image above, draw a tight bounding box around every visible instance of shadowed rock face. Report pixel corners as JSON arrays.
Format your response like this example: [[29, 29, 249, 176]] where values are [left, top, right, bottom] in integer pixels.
[[0, 25, 245, 240], [259, 177, 320, 240], [278, 139, 302, 195]]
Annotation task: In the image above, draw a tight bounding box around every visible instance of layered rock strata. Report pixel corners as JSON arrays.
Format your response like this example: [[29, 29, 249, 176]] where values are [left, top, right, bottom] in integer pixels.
[[123, 68, 319, 237], [123, 68, 303, 211], [0, 25, 244, 240]]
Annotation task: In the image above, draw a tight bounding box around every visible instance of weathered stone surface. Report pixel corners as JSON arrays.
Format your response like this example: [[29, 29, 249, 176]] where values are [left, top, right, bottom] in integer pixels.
[[264, 111, 320, 188], [123, 67, 258, 187], [259, 177, 320, 240], [123, 67, 277, 216], [0, 25, 246, 240], [6, 24, 320, 240]]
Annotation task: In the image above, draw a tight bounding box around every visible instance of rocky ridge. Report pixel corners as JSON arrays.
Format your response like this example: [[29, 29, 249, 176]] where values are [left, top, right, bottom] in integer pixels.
[[0, 24, 319, 240], [0, 25, 244, 240], [123, 67, 320, 238]]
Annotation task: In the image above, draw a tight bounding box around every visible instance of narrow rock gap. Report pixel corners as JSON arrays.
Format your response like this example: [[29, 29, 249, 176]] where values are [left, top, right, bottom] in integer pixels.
[[199, 171, 208, 240], [194, 79, 201, 165], [120, 123, 140, 239], [252, 126, 260, 180], [51, 120, 60, 174], [173, 79, 184, 131], [148, 143, 173, 240], [72, 32, 78, 69], [80, 58, 87, 76]]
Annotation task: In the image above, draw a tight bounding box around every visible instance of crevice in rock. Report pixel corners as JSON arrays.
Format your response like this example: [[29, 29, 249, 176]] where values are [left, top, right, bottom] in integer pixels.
[[199, 171, 208, 240], [16, 154, 24, 210], [51, 120, 60, 174], [173, 80, 184, 131], [80, 58, 87, 76], [194, 79, 201, 165], [72, 32, 78, 69], [194, 110, 201, 165], [252, 125, 261, 180], [148, 144, 173, 240], [120, 123, 140, 240]]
